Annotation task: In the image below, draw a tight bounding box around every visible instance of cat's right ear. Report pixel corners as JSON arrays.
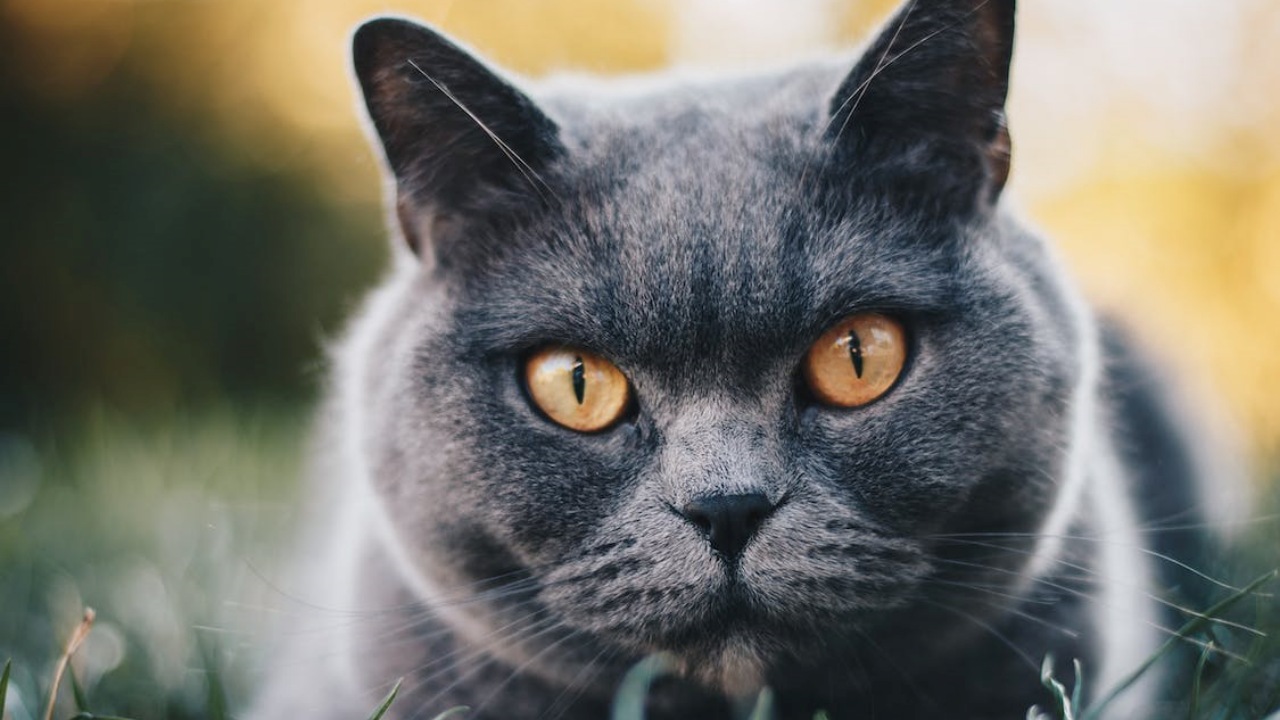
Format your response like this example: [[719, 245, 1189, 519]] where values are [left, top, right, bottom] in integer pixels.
[[826, 0, 1016, 214], [352, 18, 564, 258]]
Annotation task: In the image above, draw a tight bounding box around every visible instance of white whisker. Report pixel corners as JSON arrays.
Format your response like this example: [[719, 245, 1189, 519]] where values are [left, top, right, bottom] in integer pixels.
[[405, 59, 560, 206]]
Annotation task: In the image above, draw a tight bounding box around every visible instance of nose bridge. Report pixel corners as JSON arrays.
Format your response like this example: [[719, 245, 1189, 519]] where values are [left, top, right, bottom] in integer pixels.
[[658, 400, 783, 503]]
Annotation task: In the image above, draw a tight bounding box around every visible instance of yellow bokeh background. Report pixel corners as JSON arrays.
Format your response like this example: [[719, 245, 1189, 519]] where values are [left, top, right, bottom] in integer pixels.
[[6, 0, 1278, 460]]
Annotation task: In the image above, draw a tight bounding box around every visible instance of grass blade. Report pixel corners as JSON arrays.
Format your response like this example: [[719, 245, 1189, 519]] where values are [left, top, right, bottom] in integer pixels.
[[1070, 659, 1084, 713], [1082, 570, 1277, 720], [205, 665, 228, 720], [2, 658, 11, 719], [43, 607, 96, 720], [1039, 655, 1076, 720], [197, 636, 227, 720], [1187, 640, 1214, 720], [747, 687, 775, 720], [366, 678, 403, 720], [69, 663, 89, 712], [611, 654, 674, 720]]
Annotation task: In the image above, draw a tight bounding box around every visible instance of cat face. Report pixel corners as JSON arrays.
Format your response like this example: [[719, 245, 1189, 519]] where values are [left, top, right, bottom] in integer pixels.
[[349, 0, 1085, 689]]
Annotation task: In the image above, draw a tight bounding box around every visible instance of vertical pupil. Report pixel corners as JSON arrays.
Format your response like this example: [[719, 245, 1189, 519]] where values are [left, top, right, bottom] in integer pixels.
[[847, 329, 864, 378], [571, 356, 586, 404]]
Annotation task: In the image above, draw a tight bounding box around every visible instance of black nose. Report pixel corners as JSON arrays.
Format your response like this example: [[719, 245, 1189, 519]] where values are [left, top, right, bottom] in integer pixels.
[[681, 493, 776, 561]]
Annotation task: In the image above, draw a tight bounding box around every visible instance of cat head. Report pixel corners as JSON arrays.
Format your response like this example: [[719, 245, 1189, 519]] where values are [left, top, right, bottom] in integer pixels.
[[346, 0, 1086, 693]]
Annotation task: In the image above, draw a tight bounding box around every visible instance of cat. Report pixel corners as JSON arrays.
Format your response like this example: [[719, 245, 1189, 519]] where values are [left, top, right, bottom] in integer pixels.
[[249, 1, 1246, 718]]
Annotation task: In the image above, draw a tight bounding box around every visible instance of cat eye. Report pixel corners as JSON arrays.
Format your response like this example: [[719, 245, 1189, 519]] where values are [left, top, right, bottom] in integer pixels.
[[802, 313, 907, 408], [525, 347, 631, 432]]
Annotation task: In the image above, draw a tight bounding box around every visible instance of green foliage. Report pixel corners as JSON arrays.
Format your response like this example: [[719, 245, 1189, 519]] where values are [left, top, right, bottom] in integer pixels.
[[1032, 560, 1280, 720], [2, 412, 1278, 720], [365, 678, 402, 720], [1033, 656, 1082, 720], [1083, 571, 1278, 719], [198, 637, 229, 720], [0, 410, 306, 720], [611, 653, 674, 720], [68, 663, 90, 713], [746, 687, 775, 720], [0, 44, 385, 430]]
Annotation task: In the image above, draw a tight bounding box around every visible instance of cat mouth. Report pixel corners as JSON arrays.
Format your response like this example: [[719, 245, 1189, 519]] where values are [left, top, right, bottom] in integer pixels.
[[649, 585, 823, 697], [650, 578, 778, 650]]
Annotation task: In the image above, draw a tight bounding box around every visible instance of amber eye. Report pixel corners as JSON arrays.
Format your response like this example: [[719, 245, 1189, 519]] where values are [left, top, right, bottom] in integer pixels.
[[525, 347, 631, 432], [802, 313, 907, 408]]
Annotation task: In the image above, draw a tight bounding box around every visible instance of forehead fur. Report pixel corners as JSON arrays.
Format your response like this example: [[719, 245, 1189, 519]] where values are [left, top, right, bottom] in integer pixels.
[[439, 64, 991, 381]]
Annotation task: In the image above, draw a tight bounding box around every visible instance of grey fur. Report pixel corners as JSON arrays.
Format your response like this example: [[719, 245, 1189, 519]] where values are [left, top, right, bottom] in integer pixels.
[[249, 2, 1234, 718]]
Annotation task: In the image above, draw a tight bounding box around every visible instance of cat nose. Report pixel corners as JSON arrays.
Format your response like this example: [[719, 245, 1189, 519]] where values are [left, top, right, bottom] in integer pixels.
[[681, 493, 776, 562]]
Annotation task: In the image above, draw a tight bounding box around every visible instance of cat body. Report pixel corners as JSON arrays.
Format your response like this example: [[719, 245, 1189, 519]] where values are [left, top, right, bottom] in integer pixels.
[[250, 2, 1239, 718]]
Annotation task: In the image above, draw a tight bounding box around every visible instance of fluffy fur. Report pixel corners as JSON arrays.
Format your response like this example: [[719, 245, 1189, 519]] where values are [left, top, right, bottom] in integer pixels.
[[249, 1, 1237, 718]]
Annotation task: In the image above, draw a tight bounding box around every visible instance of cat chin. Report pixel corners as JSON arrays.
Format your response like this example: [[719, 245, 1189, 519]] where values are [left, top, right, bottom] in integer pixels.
[[673, 639, 768, 699]]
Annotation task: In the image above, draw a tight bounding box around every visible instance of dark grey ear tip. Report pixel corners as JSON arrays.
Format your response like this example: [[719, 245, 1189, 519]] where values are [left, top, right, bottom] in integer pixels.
[[350, 16, 452, 75], [351, 17, 409, 76]]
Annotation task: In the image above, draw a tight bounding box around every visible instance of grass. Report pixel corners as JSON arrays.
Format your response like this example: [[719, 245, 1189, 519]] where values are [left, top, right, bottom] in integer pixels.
[[0, 407, 306, 720], [1031, 570, 1280, 720], [0, 407, 1277, 719]]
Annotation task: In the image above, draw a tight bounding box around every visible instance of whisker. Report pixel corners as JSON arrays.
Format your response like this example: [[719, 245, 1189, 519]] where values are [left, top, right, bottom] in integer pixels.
[[933, 552, 1267, 636], [404, 608, 559, 684], [927, 556, 1265, 656], [849, 624, 943, 713], [404, 615, 572, 717], [915, 581, 1082, 640], [539, 645, 616, 720], [827, 0, 927, 144], [1135, 512, 1280, 534], [464, 627, 585, 718], [922, 575, 1061, 606], [796, 0, 996, 202], [240, 555, 423, 618], [918, 597, 1041, 672], [793, 0, 918, 202], [405, 59, 561, 206], [926, 532, 1268, 597]]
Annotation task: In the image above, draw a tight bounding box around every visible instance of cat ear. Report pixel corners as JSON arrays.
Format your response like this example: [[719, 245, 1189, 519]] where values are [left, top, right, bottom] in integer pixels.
[[827, 0, 1015, 210], [352, 18, 564, 256]]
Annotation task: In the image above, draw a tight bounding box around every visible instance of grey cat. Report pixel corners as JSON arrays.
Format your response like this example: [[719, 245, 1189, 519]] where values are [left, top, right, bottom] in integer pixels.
[[250, 1, 1245, 718]]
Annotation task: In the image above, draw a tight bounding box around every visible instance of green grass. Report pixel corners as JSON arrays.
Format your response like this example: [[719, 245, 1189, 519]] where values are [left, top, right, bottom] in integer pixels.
[[2, 659, 12, 719], [365, 679, 402, 720], [1, 407, 1277, 720], [0, 406, 306, 720], [1031, 570, 1280, 720]]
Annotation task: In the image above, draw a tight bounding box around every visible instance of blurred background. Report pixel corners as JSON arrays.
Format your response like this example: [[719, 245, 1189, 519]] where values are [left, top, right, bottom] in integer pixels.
[[1, 0, 1277, 717]]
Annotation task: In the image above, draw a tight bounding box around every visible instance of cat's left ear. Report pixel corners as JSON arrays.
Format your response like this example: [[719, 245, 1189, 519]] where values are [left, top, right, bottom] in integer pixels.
[[827, 0, 1015, 211], [352, 18, 564, 259]]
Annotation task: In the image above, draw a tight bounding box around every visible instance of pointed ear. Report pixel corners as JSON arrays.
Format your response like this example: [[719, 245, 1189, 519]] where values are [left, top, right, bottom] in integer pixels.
[[352, 18, 564, 255], [827, 0, 1015, 211]]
